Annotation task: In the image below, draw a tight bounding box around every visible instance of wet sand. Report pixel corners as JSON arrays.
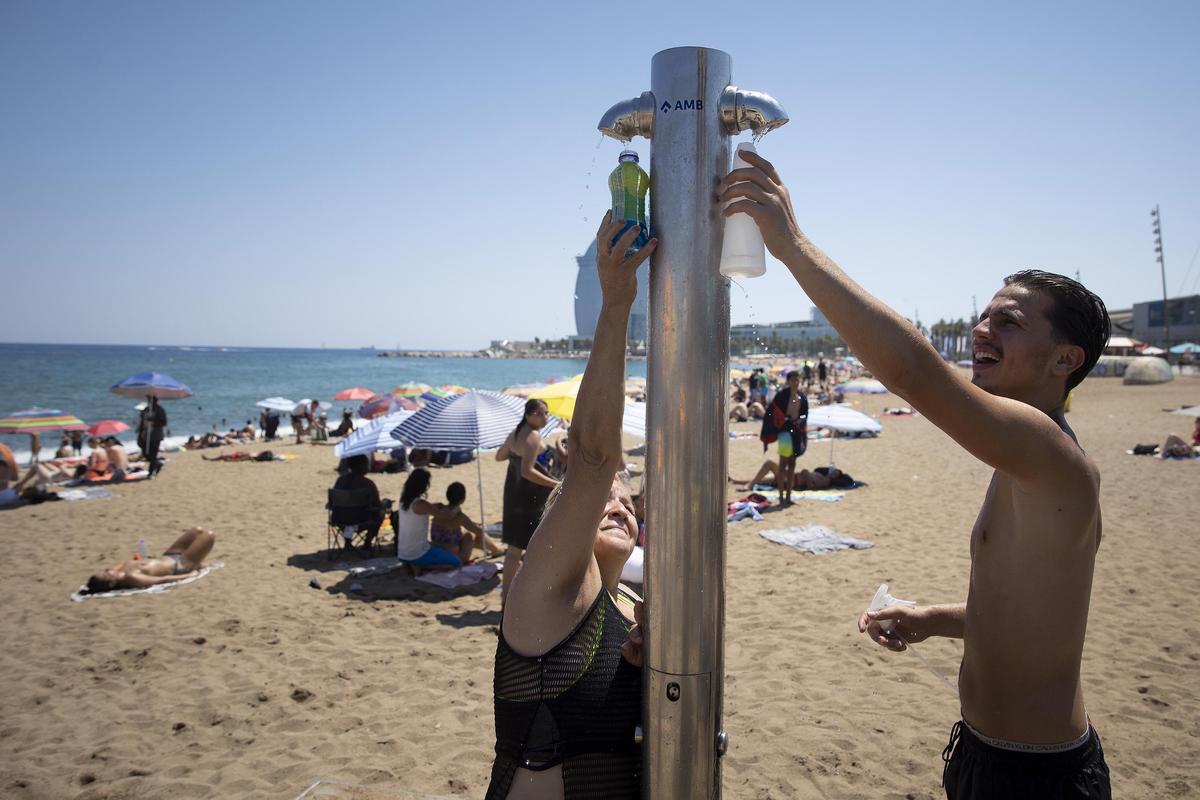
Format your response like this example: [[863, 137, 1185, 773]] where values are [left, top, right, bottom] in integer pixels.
[[0, 374, 1196, 799]]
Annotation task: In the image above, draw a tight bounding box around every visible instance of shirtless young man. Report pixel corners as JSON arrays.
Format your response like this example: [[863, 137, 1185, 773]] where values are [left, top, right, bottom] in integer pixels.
[[722, 152, 1112, 797], [85, 528, 216, 593]]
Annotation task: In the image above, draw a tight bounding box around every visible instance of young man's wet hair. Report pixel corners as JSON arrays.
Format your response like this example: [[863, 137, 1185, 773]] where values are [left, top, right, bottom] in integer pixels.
[[1002, 269, 1111, 394]]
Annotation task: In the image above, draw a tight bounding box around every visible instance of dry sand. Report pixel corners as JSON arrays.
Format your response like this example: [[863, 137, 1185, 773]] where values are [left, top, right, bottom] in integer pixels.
[[1, 374, 1197, 799]]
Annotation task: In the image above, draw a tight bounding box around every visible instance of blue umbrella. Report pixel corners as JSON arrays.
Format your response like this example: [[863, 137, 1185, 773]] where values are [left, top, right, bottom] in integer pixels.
[[334, 410, 415, 459], [392, 390, 560, 524], [1168, 342, 1198, 354], [110, 372, 193, 400]]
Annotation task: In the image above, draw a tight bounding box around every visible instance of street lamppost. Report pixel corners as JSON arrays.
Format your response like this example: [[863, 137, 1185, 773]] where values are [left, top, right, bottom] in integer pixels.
[[1152, 205, 1169, 348]]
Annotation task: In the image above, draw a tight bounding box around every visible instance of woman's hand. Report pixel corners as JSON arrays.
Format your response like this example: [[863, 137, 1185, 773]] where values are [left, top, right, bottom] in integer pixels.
[[596, 211, 656, 309]]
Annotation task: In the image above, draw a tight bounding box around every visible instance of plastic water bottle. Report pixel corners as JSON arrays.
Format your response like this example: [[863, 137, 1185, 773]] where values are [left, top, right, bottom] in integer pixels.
[[868, 583, 917, 635], [135, 538, 150, 561], [608, 149, 650, 257], [719, 142, 767, 278]]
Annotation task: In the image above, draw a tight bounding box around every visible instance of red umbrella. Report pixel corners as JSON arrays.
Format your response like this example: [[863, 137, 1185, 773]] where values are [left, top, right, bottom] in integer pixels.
[[334, 387, 376, 401], [356, 393, 404, 420], [87, 420, 131, 436]]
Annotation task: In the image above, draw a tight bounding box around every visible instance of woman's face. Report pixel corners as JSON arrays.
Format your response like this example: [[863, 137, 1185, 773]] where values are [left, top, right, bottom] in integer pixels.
[[593, 480, 638, 566], [526, 403, 550, 428]]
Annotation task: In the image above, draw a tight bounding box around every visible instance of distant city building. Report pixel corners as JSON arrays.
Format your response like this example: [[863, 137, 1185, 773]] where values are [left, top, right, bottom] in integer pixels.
[[731, 307, 841, 353], [574, 240, 649, 345], [1132, 294, 1200, 348]]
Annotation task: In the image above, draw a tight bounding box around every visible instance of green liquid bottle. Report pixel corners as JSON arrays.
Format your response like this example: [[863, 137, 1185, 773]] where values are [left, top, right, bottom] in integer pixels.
[[608, 149, 649, 256]]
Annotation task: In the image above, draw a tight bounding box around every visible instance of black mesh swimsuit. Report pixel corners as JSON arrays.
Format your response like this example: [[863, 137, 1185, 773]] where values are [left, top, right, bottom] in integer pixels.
[[486, 588, 642, 799]]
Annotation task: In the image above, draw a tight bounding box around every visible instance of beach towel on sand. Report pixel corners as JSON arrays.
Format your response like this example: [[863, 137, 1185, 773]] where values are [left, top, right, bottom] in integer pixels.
[[759, 526, 873, 554], [70, 562, 224, 601], [415, 561, 500, 589]]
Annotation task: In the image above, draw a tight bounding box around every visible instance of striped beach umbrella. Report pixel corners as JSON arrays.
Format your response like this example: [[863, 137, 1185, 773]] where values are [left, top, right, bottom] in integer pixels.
[[391, 382, 431, 399], [110, 372, 193, 400], [392, 390, 561, 524], [333, 410, 415, 459], [0, 408, 88, 434]]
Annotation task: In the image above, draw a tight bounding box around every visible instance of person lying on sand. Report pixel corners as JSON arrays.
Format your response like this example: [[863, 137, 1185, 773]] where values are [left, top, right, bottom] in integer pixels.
[[722, 150, 1111, 795], [85, 527, 216, 593], [201, 450, 276, 462], [731, 460, 846, 491]]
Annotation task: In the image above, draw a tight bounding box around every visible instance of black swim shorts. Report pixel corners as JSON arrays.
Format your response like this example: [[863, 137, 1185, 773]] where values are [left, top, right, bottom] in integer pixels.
[[942, 720, 1111, 799]]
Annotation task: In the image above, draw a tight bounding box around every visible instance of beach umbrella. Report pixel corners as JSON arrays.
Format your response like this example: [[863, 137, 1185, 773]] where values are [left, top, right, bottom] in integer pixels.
[[439, 384, 469, 395], [356, 393, 405, 420], [502, 382, 547, 398], [392, 390, 561, 525], [622, 401, 647, 439], [256, 397, 296, 412], [1140, 346, 1166, 356], [0, 408, 87, 434], [1168, 342, 1198, 354], [333, 410, 416, 459], [838, 378, 888, 394], [87, 420, 130, 436], [527, 374, 585, 420], [298, 398, 333, 412], [806, 403, 882, 465], [391, 382, 431, 398], [334, 387, 376, 401], [110, 372, 193, 400], [395, 397, 421, 411]]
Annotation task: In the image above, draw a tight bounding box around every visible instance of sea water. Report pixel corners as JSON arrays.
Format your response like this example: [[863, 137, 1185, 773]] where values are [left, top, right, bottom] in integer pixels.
[[0, 343, 646, 461]]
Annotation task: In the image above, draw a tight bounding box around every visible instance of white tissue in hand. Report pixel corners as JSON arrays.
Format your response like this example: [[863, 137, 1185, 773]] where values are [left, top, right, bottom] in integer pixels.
[[869, 583, 916, 635]]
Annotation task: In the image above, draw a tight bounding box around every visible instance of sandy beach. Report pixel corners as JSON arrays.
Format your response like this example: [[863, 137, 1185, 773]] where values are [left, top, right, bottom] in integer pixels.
[[1, 373, 1197, 800]]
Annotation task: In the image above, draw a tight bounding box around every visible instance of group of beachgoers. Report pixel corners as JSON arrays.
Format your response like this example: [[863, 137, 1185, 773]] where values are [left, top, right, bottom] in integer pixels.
[[478, 154, 1116, 798], [5, 153, 1135, 797]]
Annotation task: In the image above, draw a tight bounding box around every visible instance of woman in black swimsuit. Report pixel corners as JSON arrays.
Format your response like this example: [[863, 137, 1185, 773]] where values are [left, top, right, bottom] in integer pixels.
[[487, 213, 656, 800], [495, 398, 559, 603]]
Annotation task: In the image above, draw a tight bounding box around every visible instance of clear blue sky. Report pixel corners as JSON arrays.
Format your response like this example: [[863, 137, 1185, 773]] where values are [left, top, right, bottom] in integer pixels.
[[2, 1, 1197, 349]]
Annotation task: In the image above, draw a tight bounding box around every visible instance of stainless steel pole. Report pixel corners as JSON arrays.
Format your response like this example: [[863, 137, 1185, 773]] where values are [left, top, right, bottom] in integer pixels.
[[598, 47, 786, 799], [642, 46, 732, 800]]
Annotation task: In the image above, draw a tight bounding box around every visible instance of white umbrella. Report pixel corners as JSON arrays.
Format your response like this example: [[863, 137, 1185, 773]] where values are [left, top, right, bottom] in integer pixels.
[[334, 410, 416, 459], [806, 403, 882, 465], [256, 397, 296, 412]]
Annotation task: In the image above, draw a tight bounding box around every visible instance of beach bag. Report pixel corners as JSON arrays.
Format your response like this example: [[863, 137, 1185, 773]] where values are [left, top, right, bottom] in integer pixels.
[[1131, 444, 1158, 456]]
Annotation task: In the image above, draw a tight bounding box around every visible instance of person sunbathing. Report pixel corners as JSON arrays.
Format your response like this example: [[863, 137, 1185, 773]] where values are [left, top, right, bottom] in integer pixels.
[[202, 450, 276, 462], [84, 527, 216, 593], [731, 459, 846, 490]]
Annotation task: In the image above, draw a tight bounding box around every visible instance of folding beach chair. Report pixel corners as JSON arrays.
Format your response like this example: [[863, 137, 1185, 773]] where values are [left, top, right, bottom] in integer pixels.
[[326, 488, 388, 559]]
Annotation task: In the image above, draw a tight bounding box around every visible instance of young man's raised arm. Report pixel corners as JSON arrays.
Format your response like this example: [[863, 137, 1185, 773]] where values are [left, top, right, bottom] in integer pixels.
[[720, 152, 1085, 487]]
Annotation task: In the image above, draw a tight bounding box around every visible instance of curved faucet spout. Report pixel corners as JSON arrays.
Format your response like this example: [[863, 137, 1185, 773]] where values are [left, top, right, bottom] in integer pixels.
[[598, 91, 655, 142], [720, 87, 789, 136]]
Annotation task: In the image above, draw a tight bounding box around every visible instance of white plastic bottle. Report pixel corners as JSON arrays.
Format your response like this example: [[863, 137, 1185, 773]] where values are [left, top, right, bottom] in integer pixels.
[[135, 538, 150, 560], [719, 142, 767, 279]]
